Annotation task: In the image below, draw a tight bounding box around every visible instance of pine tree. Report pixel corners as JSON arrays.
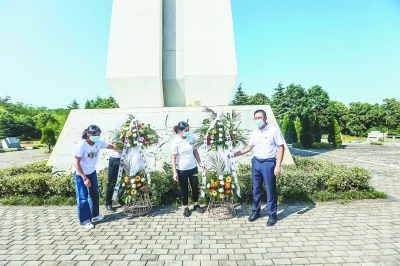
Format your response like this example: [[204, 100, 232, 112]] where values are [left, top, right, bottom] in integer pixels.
[[294, 117, 302, 142], [312, 115, 322, 143], [333, 117, 342, 148], [271, 82, 286, 121], [230, 84, 249, 105], [281, 114, 290, 142], [300, 112, 314, 148], [288, 119, 298, 143], [328, 115, 335, 144]]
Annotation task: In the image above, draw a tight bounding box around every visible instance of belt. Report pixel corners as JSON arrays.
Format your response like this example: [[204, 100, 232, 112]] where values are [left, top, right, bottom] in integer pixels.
[[254, 157, 276, 163]]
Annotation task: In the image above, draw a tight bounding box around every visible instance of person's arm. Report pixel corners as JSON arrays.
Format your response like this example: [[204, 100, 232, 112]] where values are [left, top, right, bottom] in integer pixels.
[[193, 149, 204, 169], [73, 156, 91, 187], [106, 143, 122, 153], [171, 154, 178, 181], [233, 145, 254, 158], [274, 145, 285, 176]]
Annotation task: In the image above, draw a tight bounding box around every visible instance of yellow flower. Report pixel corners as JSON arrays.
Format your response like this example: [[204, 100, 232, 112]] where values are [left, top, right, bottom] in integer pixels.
[[127, 131, 132, 136], [211, 146, 216, 151], [212, 190, 218, 196], [136, 183, 141, 188], [135, 176, 141, 182], [131, 189, 137, 195], [211, 129, 217, 134], [226, 176, 232, 182], [210, 179, 214, 184], [141, 122, 145, 125], [219, 193, 225, 199]]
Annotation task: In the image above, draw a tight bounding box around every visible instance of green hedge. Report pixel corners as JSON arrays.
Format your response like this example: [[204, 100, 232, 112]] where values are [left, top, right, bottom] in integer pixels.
[[0, 157, 385, 205]]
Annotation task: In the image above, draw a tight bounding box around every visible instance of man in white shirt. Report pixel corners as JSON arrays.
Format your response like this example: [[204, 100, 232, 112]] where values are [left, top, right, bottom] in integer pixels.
[[233, 109, 285, 226]]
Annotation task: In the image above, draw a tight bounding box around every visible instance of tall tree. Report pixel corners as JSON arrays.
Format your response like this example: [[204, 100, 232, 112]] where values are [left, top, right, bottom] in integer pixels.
[[67, 99, 80, 109], [248, 93, 271, 105], [281, 114, 290, 142], [382, 98, 400, 132], [41, 128, 57, 152], [328, 115, 342, 147], [300, 112, 313, 148], [284, 84, 308, 120], [294, 116, 302, 142], [306, 85, 330, 116], [271, 82, 287, 121], [312, 115, 322, 143], [230, 84, 249, 105], [288, 119, 298, 144]]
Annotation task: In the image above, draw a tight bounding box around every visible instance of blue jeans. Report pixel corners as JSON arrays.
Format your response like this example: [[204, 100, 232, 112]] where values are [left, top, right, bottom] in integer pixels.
[[251, 157, 277, 217], [74, 171, 100, 225]]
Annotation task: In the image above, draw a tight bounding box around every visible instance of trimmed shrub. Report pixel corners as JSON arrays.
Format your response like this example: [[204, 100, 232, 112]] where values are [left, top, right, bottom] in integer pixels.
[[311, 142, 332, 149]]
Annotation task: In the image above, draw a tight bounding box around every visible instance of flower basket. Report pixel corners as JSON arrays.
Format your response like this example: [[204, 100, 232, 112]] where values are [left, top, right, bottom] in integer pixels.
[[123, 190, 152, 219], [207, 196, 236, 220]]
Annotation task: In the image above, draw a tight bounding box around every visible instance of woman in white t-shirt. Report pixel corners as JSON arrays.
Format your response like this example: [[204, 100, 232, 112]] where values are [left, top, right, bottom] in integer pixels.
[[73, 125, 120, 230], [171, 121, 204, 217]]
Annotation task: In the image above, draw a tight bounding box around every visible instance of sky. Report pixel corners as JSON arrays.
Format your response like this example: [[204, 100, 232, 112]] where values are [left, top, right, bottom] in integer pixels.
[[0, 0, 399, 109]]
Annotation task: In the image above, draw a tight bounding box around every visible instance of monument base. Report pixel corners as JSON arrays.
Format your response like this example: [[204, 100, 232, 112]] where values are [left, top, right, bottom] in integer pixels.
[[48, 105, 294, 173]]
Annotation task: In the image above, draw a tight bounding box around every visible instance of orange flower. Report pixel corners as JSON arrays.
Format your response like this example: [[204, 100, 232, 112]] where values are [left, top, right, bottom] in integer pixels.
[[135, 176, 141, 182], [213, 182, 219, 187], [225, 190, 231, 195], [224, 182, 231, 188]]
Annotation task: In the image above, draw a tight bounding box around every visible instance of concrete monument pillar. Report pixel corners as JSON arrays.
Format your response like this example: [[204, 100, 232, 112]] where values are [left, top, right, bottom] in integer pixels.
[[106, 0, 238, 108]]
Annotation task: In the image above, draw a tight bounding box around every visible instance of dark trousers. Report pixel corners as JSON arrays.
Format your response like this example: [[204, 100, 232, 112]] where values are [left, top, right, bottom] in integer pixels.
[[251, 157, 277, 217], [106, 157, 120, 206], [74, 171, 100, 225], [177, 167, 199, 206]]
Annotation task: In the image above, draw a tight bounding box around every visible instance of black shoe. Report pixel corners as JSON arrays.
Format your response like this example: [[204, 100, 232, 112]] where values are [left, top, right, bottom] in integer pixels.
[[193, 204, 204, 214], [183, 207, 191, 217], [248, 211, 260, 222], [267, 216, 277, 226], [106, 205, 115, 213]]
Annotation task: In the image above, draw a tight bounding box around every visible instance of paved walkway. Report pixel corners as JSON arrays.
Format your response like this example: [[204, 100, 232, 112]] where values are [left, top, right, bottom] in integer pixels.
[[0, 149, 50, 169], [1, 144, 400, 265]]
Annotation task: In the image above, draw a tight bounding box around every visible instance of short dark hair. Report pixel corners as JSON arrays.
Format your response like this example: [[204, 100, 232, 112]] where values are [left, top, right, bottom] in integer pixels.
[[82, 125, 101, 139], [254, 109, 266, 118], [173, 121, 189, 134]]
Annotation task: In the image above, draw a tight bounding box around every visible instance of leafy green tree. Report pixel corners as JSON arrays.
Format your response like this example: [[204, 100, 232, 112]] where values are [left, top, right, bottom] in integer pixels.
[[382, 98, 400, 131], [41, 128, 57, 152], [345, 102, 378, 137], [248, 93, 271, 105], [284, 84, 308, 120], [325, 100, 349, 134], [85, 96, 119, 109], [0, 112, 15, 139], [281, 114, 290, 142], [300, 112, 313, 148], [306, 85, 330, 116], [294, 116, 302, 142], [33, 113, 59, 129], [288, 119, 298, 143], [312, 115, 322, 143], [230, 84, 249, 105]]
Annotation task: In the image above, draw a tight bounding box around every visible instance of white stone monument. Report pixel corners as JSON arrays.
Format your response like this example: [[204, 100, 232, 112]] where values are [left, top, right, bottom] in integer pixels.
[[106, 0, 238, 108], [48, 0, 294, 171]]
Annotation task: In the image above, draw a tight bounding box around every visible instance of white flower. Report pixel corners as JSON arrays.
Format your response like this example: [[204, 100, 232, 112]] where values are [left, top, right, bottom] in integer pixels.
[[132, 133, 137, 137], [220, 181, 224, 185], [134, 141, 137, 144], [210, 140, 214, 144], [206, 183, 210, 188], [231, 184, 235, 189], [219, 128, 223, 131], [225, 141, 229, 145], [132, 128, 137, 132], [219, 133, 223, 137], [122, 183, 125, 187], [124, 127, 129, 130], [219, 138, 223, 142], [218, 188, 224, 193], [218, 122, 223, 125], [132, 184, 136, 188], [141, 178, 146, 182], [218, 175, 223, 180], [227, 123, 231, 128], [127, 143, 131, 147], [233, 131, 237, 134]]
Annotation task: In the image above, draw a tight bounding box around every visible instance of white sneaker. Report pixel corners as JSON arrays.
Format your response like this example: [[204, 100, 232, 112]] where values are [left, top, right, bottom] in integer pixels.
[[92, 215, 105, 222], [83, 222, 94, 230]]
